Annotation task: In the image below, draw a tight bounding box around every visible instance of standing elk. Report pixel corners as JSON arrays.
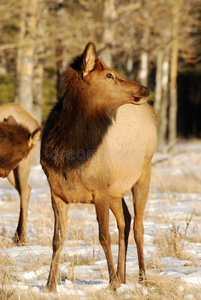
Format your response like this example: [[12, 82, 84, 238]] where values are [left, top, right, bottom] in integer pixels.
[[41, 42, 157, 292], [0, 103, 41, 244]]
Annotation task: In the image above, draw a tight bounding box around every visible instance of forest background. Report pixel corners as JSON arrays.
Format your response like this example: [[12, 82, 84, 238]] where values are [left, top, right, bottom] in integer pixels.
[[0, 0, 201, 152]]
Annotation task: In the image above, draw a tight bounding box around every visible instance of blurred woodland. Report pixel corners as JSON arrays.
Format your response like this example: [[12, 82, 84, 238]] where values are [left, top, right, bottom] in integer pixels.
[[0, 0, 201, 151]]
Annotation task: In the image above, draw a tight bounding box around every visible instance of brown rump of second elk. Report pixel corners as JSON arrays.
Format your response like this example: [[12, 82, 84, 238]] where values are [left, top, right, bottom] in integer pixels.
[[0, 116, 39, 178], [0, 110, 41, 244], [41, 42, 158, 292]]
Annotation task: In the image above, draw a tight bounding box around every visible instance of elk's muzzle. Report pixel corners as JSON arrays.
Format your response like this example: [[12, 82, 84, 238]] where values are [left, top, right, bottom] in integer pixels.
[[133, 85, 150, 105]]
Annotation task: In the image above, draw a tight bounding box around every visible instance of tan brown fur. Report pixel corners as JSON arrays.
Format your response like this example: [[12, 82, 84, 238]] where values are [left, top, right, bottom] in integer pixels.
[[41, 43, 158, 292], [0, 104, 41, 244]]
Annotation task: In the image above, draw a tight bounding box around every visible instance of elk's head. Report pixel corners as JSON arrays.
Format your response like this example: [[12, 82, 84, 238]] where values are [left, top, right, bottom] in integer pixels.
[[80, 43, 150, 110]]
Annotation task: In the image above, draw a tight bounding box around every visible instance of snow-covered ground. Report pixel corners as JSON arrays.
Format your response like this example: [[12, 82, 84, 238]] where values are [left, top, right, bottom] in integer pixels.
[[0, 140, 201, 299]]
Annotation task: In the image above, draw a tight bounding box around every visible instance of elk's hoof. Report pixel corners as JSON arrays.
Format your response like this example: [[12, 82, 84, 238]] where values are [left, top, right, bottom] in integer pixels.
[[44, 284, 57, 293], [13, 233, 28, 246], [110, 279, 121, 290], [139, 274, 147, 286]]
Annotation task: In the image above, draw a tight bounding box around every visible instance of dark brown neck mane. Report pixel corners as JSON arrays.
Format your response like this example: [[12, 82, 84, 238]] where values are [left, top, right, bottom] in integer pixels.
[[0, 123, 30, 167], [0, 123, 30, 146], [42, 61, 114, 171]]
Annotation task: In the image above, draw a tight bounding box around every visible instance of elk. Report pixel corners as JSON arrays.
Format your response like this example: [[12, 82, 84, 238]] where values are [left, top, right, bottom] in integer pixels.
[[41, 42, 158, 292], [0, 103, 41, 244]]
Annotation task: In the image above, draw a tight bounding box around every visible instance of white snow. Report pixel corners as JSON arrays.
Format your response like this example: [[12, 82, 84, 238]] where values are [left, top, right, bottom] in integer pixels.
[[0, 140, 201, 299]]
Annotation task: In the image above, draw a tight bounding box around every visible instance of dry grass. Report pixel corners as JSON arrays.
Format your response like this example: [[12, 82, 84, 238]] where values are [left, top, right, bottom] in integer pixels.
[[188, 234, 201, 243], [0, 272, 16, 300], [0, 238, 200, 300], [151, 168, 201, 193], [65, 219, 88, 244], [0, 253, 18, 300], [61, 252, 95, 267], [151, 148, 201, 194], [146, 252, 164, 271], [154, 217, 198, 261], [89, 273, 199, 300], [144, 274, 198, 300], [0, 236, 14, 249], [0, 271, 200, 300]]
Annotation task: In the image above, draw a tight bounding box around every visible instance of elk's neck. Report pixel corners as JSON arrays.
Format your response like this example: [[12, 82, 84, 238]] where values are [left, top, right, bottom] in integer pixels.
[[63, 99, 113, 169], [42, 92, 114, 171]]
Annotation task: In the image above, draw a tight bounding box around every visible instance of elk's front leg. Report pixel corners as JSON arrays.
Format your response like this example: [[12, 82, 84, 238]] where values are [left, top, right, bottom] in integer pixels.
[[95, 196, 121, 290], [46, 194, 68, 292]]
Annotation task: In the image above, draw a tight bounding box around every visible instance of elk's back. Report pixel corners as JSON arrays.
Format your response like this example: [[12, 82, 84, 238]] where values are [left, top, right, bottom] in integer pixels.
[[0, 103, 39, 132]]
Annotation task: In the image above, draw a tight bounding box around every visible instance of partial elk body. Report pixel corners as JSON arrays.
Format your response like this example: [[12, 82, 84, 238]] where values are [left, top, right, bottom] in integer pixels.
[[41, 42, 157, 292], [0, 104, 41, 244]]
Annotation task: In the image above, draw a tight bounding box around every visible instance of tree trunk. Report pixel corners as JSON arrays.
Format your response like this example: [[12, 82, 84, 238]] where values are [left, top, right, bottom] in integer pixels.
[[32, 0, 47, 164], [32, 0, 46, 125], [102, 0, 117, 67], [154, 50, 163, 115], [15, 0, 26, 103], [55, 6, 66, 97], [32, 61, 43, 164], [158, 55, 170, 151], [0, 52, 7, 75], [15, 0, 38, 114], [169, 41, 178, 147], [138, 51, 148, 86], [33, 62, 43, 125], [138, 26, 150, 86], [56, 38, 65, 97], [168, 2, 181, 147], [126, 55, 134, 80]]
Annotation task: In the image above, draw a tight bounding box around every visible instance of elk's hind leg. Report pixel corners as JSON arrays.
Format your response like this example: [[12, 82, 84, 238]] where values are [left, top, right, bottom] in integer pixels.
[[46, 194, 68, 292], [7, 156, 32, 245], [132, 162, 151, 282], [95, 197, 120, 289], [110, 198, 131, 283]]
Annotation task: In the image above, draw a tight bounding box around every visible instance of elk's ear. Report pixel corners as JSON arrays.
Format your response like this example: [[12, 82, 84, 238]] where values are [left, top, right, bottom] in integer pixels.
[[96, 46, 107, 59], [4, 115, 17, 125], [28, 127, 41, 147], [82, 42, 96, 77]]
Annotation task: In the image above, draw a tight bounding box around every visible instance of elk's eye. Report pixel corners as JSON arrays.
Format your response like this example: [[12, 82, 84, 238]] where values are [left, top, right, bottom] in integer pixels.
[[106, 73, 114, 79]]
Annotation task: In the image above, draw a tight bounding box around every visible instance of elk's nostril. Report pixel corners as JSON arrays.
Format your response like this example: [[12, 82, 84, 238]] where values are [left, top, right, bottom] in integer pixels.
[[142, 86, 150, 96], [145, 87, 150, 95]]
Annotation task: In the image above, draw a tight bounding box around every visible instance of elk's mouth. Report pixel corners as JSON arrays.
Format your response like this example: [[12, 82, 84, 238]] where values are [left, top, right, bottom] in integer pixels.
[[133, 97, 148, 105], [131, 86, 150, 105]]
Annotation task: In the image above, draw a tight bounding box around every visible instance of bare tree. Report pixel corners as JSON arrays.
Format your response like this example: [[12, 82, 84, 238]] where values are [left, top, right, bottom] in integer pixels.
[[15, 0, 38, 113], [138, 25, 150, 86], [101, 0, 117, 67], [157, 54, 170, 151], [154, 50, 163, 115], [169, 0, 182, 147]]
